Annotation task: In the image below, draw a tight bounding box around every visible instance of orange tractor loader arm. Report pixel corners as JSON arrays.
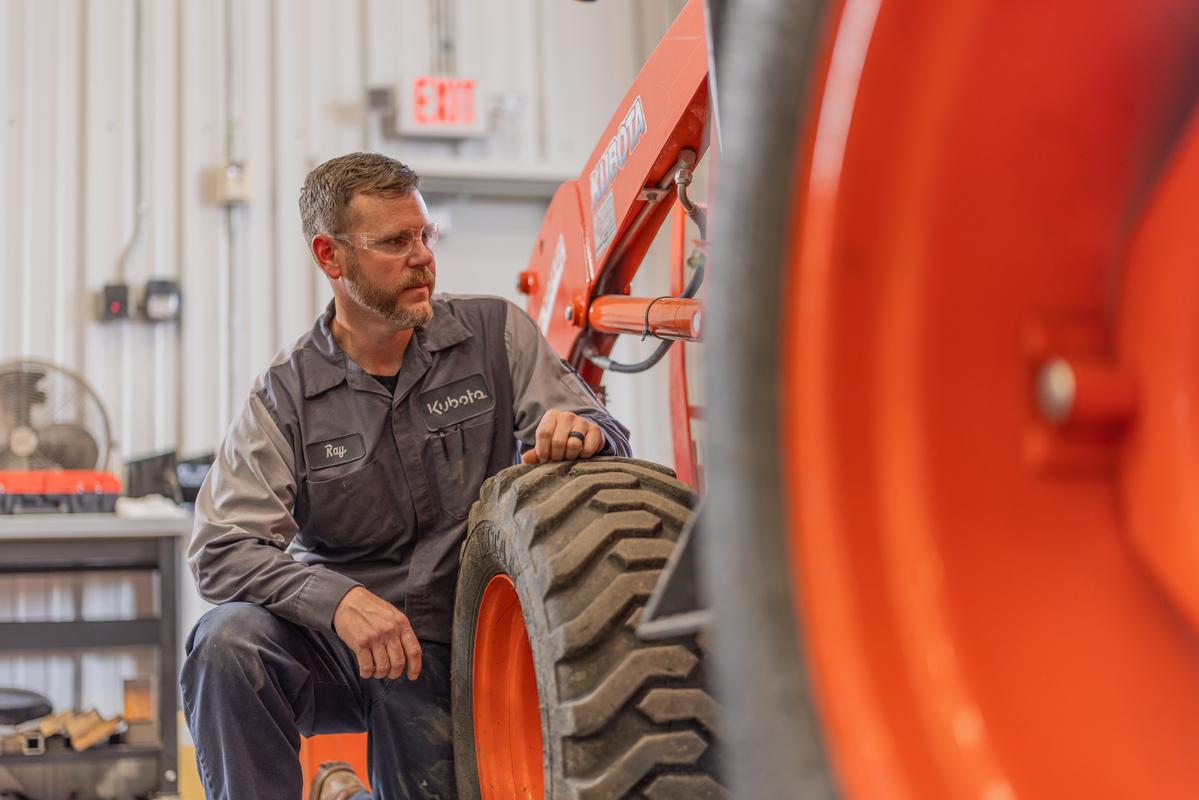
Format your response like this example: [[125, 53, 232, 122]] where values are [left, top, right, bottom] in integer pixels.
[[516, 0, 712, 388]]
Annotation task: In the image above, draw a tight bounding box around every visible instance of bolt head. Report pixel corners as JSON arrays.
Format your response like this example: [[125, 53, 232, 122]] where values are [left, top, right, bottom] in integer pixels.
[[1036, 358, 1076, 424], [516, 270, 535, 295], [564, 304, 573, 323]]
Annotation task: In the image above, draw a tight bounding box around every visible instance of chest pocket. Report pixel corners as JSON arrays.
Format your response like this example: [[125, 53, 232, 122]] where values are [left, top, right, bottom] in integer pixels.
[[425, 414, 496, 520], [302, 456, 401, 553]]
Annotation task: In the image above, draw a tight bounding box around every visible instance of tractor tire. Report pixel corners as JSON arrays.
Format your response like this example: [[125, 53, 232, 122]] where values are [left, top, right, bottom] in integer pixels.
[[452, 457, 726, 800], [702, 0, 837, 798]]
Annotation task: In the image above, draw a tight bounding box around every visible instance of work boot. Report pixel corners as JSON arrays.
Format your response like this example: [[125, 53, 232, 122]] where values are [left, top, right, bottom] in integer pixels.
[[309, 761, 371, 800]]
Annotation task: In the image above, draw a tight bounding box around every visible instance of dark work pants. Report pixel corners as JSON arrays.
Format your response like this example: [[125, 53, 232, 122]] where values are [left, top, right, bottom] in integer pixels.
[[181, 602, 457, 800]]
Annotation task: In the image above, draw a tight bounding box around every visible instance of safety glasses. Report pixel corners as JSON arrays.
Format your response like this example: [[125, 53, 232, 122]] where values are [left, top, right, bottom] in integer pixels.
[[330, 223, 440, 258]]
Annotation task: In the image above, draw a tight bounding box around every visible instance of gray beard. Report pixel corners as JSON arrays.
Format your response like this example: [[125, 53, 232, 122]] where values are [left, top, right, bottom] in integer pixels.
[[343, 249, 435, 329]]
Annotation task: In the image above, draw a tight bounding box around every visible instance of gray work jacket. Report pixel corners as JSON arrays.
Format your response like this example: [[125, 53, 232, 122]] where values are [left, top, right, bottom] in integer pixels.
[[188, 295, 631, 643]]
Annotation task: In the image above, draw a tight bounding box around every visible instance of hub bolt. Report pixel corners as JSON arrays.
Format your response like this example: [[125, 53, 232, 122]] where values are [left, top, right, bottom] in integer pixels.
[[1035, 356, 1135, 428]]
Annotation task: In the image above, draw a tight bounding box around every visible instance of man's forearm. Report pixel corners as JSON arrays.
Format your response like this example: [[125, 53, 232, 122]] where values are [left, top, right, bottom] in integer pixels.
[[191, 531, 361, 632]]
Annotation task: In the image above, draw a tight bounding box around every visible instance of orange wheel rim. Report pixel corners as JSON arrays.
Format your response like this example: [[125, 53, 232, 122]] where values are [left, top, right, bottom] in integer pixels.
[[473, 574, 545, 800], [782, 0, 1199, 797]]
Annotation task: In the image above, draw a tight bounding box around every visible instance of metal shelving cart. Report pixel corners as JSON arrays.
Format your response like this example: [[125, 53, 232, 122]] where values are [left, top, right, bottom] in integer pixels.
[[0, 514, 191, 798]]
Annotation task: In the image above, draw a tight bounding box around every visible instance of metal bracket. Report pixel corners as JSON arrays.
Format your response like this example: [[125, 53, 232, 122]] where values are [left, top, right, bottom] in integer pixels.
[[638, 187, 670, 203], [637, 502, 711, 640], [21, 730, 45, 756]]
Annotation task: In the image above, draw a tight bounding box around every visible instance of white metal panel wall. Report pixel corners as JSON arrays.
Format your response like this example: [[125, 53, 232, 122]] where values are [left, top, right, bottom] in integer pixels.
[[1, 0, 674, 460], [0, 0, 683, 718]]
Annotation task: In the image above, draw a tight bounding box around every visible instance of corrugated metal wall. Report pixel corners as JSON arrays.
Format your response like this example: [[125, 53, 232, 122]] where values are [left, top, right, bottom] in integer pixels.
[[1, 0, 680, 461], [0, 0, 685, 753], [0, 0, 685, 777]]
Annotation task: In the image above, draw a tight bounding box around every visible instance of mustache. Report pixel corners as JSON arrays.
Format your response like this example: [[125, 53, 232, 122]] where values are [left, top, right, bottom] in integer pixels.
[[397, 268, 435, 291]]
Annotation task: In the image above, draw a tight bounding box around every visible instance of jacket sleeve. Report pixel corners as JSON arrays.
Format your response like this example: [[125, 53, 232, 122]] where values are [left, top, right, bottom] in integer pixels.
[[504, 300, 632, 457], [187, 390, 362, 632]]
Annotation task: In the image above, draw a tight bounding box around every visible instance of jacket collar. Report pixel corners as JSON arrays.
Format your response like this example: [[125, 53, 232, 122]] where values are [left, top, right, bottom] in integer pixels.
[[416, 297, 473, 352], [299, 297, 472, 399]]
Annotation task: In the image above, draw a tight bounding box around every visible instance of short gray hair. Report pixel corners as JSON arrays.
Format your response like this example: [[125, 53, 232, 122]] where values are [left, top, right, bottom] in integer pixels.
[[299, 152, 421, 241]]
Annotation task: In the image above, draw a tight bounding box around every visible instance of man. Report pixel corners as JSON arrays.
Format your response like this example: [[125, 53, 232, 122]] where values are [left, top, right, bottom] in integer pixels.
[[181, 152, 631, 800]]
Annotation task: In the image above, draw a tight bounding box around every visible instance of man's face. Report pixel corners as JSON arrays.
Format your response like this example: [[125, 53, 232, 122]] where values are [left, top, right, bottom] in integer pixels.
[[339, 191, 437, 329]]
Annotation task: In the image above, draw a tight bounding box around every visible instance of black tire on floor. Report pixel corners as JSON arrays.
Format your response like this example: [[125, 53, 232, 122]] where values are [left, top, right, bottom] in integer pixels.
[[452, 457, 727, 800]]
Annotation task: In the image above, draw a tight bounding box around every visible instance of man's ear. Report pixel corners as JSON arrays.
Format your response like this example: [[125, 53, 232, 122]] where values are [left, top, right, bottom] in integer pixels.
[[311, 234, 343, 280]]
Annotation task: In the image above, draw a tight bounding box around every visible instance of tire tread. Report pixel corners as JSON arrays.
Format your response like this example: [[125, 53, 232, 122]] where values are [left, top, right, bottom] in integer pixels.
[[456, 458, 725, 799]]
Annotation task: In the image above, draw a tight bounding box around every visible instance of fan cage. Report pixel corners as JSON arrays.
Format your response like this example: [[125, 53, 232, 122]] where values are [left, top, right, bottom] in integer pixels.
[[0, 358, 114, 473]]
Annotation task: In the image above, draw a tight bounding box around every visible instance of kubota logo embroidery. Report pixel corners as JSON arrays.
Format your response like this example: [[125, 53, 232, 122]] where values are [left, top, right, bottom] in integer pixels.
[[419, 373, 494, 430], [426, 387, 489, 416]]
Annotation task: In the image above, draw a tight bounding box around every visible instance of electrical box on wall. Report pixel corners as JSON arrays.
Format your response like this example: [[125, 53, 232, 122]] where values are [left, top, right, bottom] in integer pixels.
[[98, 283, 130, 321], [96, 280, 183, 323], [203, 160, 252, 206], [141, 279, 182, 322]]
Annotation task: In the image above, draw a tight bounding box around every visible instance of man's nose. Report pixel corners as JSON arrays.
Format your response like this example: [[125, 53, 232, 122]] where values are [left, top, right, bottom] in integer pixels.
[[408, 238, 434, 265]]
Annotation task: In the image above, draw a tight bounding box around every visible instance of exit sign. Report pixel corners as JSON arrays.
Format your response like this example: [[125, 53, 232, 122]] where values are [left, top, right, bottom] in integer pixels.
[[399, 76, 487, 138]]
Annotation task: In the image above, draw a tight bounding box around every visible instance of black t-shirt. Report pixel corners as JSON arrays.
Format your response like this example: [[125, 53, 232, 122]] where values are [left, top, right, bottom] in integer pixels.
[[372, 371, 400, 395]]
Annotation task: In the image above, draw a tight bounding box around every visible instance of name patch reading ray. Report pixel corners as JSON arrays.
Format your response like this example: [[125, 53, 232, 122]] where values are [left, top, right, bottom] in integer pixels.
[[306, 433, 367, 471]]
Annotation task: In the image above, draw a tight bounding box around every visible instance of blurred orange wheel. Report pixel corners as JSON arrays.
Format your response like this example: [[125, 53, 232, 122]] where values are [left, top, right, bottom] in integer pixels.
[[783, 0, 1199, 797], [706, 0, 1199, 797]]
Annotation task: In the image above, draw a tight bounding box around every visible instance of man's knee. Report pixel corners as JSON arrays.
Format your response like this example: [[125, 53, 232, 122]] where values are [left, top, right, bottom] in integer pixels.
[[185, 602, 289, 666]]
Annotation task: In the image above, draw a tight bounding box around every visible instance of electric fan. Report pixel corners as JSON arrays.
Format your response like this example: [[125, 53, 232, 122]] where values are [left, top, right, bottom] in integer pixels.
[[0, 359, 120, 513]]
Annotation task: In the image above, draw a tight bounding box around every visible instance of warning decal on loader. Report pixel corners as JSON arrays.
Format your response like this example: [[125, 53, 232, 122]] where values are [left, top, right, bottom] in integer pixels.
[[538, 235, 568, 334], [593, 190, 618, 260]]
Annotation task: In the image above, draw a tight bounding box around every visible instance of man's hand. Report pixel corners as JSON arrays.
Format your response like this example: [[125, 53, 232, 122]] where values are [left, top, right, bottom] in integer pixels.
[[521, 410, 605, 464], [332, 586, 422, 681]]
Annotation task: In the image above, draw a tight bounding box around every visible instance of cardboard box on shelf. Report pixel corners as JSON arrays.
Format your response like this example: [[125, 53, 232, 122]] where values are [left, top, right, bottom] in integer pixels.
[[124, 719, 157, 745], [124, 677, 154, 723]]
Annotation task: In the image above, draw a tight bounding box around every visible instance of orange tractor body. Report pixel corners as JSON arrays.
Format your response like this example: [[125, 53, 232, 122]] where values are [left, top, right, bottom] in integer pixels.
[[486, 0, 1199, 797], [516, 1, 710, 371]]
